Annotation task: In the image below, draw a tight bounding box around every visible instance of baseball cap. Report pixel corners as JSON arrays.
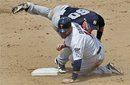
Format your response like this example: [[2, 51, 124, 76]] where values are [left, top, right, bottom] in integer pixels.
[[57, 17, 71, 33], [88, 20, 99, 30], [84, 13, 99, 30]]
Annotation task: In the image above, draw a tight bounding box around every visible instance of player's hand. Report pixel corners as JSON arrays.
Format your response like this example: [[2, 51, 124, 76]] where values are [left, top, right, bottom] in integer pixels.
[[56, 44, 66, 51], [62, 78, 74, 84], [12, 3, 29, 14]]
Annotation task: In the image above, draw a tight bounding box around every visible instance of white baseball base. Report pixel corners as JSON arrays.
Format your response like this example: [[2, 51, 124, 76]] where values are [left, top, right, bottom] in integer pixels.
[[31, 68, 59, 76]]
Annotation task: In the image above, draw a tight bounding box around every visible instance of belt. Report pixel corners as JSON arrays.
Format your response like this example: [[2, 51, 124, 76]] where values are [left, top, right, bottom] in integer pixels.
[[96, 46, 101, 55]]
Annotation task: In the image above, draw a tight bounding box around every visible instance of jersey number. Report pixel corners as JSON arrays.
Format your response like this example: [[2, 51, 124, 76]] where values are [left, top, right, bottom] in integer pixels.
[[68, 9, 90, 19]]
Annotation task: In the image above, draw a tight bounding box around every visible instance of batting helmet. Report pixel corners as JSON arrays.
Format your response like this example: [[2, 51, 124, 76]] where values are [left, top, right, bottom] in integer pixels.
[[57, 17, 72, 33]]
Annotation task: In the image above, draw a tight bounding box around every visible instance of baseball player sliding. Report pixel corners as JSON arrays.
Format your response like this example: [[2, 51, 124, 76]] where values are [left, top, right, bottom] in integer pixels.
[[56, 17, 122, 83], [12, 3, 122, 80], [12, 2, 105, 73]]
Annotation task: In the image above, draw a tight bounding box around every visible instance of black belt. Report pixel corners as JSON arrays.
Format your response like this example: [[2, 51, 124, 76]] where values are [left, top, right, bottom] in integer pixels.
[[97, 46, 101, 55]]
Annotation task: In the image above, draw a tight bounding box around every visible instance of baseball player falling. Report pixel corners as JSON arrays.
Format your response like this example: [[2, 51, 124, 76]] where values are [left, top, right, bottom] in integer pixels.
[[12, 2, 104, 41]]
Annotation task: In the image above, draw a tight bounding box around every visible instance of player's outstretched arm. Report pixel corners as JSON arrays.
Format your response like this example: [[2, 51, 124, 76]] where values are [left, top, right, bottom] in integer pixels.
[[12, 2, 29, 14]]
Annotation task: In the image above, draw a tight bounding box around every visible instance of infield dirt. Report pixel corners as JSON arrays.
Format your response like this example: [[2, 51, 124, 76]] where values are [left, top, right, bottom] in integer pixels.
[[0, 0, 130, 85]]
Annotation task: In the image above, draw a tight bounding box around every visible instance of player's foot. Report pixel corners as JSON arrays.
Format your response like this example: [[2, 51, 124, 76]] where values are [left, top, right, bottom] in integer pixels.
[[55, 58, 66, 73], [12, 3, 29, 14], [106, 63, 123, 75], [58, 65, 66, 73]]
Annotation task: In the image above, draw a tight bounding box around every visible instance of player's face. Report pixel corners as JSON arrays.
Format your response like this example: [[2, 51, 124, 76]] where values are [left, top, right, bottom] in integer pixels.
[[58, 27, 72, 39]]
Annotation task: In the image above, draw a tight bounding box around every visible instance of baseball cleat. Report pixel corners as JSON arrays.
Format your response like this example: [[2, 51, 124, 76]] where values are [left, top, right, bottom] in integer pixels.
[[58, 66, 66, 73], [54, 58, 66, 73], [12, 3, 29, 14], [106, 63, 123, 75]]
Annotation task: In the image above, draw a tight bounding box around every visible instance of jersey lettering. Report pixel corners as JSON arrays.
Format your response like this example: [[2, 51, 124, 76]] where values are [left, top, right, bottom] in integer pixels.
[[75, 24, 84, 34], [68, 9, 90, 19], [68, 13, 80, 20]]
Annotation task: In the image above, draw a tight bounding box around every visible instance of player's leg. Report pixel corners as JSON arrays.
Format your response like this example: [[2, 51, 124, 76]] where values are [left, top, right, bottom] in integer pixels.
[[26, 2, 50, 18], [79, 56, 104, 75], [94, 63, 123, 75], [80, 48, 122, 75], [55, 48, 72, 73], [12, 2, 50, 19], [79, 46, 105, 75]]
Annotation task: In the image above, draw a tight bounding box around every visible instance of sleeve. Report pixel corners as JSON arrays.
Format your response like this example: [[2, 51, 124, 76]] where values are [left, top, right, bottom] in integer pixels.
[[71, 59, 82, 80], [71, 37, 86, 80]]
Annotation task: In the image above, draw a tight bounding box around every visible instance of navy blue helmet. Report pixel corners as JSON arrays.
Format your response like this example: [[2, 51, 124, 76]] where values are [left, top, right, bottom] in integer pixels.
[[57, 17, 72, 33]]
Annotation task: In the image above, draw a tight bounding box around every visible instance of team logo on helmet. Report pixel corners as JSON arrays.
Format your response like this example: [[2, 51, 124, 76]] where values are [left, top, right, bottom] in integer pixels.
[[93, 20, 97, 25], [60, 24, 63, 29]]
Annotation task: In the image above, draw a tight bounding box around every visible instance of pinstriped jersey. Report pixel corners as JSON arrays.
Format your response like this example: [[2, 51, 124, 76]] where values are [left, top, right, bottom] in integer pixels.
[[64, 22, 104, 61]]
